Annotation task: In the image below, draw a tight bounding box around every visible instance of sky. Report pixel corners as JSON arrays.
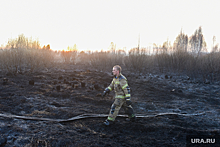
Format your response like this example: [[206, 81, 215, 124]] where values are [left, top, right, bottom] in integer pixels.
[[0, 0, 220, 51]]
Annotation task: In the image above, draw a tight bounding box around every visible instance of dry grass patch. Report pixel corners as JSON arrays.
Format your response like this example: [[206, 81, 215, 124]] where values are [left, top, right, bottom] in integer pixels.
[[26, 110, 51, 117]]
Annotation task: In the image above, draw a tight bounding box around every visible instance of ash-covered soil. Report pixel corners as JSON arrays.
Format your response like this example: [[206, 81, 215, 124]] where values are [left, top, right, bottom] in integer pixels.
[[0, 64, 220, 147]]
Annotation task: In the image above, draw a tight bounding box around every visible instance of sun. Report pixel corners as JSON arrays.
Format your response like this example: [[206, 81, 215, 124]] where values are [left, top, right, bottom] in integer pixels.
[[50, 45, 79, 52]]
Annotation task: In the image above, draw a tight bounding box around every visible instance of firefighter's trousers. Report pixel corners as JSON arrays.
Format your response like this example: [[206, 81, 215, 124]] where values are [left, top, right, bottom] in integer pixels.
[[107, 98, 135, 121]]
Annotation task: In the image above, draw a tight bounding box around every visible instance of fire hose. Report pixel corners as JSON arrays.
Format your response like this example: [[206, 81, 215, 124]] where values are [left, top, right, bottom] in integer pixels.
[[0, 112, 205, 122]]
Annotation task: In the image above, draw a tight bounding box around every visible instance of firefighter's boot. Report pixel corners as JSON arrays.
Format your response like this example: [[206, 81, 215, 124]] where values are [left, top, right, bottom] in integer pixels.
[[103, 119, 114, 126]]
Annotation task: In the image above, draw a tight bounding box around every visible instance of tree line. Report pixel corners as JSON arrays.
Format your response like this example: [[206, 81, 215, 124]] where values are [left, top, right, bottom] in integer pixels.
[[0, 27, 220, 83]]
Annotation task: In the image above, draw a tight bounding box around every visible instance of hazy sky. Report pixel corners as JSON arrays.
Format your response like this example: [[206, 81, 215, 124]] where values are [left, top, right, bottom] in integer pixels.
[[0, 0, 219, 51]]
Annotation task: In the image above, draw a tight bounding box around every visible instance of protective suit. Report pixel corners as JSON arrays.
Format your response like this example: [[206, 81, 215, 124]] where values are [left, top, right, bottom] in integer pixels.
[[104, 74, 135, 122]]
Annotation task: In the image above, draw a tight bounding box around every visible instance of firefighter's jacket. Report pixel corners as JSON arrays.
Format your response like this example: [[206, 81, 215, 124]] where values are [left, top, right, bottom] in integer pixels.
[[105, 74, 131, 99]]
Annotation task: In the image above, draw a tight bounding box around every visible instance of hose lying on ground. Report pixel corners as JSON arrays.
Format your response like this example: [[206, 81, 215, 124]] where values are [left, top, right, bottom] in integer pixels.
[[0, 112, 205, 122]]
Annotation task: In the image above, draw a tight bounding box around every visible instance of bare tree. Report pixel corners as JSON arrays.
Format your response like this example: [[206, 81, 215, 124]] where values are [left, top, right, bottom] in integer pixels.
[[173, 29, 188, 52], [109, 42, 116, 54], [189, 26, 205, 57], [212, 36, 218, 52]]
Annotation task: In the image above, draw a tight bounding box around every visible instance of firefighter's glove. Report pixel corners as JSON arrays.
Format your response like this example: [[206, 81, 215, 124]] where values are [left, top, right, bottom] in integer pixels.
[[126, 99, 132, 106], [102, 90, 109, 97]]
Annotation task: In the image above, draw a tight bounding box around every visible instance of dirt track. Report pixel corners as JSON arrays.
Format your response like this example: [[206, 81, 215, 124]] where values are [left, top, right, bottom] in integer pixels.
[[0, 64, 220, 147]]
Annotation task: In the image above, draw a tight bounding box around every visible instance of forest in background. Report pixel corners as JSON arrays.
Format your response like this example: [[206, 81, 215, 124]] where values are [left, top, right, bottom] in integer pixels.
[[0, 27, 220, 83]]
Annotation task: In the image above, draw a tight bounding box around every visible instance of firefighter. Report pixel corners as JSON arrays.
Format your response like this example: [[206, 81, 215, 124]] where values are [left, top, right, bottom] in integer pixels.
[[102, 65, 136, 126]]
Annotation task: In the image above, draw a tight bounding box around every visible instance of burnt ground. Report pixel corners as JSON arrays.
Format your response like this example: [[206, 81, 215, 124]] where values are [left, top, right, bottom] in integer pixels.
[[0, 64, 220, 147]]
